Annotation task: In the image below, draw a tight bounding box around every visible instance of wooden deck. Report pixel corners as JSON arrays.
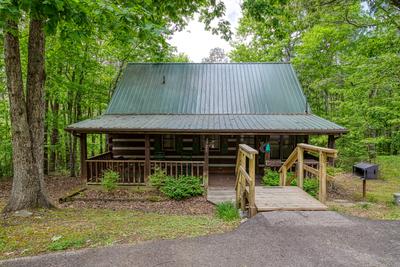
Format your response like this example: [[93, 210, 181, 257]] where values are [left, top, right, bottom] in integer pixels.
[[207, 186, 327, 212], [255, 186, 327, 211]]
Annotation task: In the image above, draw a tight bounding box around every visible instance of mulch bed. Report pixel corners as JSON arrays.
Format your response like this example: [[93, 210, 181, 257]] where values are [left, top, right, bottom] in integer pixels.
[[0, 175, 85, 203], [0, 176, 215, 215], [60, 193, 214, 215]]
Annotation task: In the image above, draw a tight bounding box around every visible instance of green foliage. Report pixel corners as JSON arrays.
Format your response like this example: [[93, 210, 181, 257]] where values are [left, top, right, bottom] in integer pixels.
[[231, 0, 400, 167], [0, 0, 232, 178], [47, 237, 86, 251], [262, 169, 318, 197], [262, 169, 295, 186], [160, 176, 204, 200], [101, 170, 119, 192], [303, 178, 319, 197], [149, 167, 168, 189], [150, 168, 204, 200], [216, 202, 240, 221], [262, 169, 280, 186]]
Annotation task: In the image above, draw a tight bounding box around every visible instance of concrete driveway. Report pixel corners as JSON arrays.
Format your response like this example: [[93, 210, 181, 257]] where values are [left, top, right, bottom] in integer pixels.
[[1, 211, 400, 267]]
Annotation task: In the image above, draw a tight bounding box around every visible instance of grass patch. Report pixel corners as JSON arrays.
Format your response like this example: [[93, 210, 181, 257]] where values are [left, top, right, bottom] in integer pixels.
[[0, 208, 238, 260], [215, 202, 240, 222], [329, 203, 400, 220], [48, 237, 86, 251], [328, 155, 400, 220]]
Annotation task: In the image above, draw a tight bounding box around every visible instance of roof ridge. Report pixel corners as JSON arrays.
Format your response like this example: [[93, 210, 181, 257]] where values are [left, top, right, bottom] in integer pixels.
[[126, 62, 292, 65], [103, 113, 311, 116]]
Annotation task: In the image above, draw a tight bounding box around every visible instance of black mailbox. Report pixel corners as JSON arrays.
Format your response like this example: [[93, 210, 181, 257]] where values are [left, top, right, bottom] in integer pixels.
[[353, 162, 378, 179]]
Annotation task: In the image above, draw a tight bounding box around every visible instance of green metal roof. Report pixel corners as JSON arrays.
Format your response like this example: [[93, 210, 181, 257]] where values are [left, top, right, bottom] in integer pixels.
[[66, 114, 347, 134], [106, 63, 309, 115], [67, 63, 347, 134]]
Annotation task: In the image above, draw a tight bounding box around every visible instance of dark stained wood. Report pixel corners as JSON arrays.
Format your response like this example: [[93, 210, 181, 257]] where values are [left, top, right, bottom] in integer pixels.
[[80, 133, 87, 180], [144, 134, 150, 183], [328, 135, 335, 149], [203, 136, 209, 189]]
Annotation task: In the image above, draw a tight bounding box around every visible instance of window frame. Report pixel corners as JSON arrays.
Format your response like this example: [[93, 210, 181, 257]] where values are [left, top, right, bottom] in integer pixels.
[[162, 134, 176, 151]]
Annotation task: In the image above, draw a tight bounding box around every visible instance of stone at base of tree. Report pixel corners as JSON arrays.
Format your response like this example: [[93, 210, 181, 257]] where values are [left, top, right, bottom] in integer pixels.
[[14, 210, 33, 217]]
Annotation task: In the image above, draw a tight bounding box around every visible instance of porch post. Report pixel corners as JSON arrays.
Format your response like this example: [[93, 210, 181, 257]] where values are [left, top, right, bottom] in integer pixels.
[[203, 136, 209, 189], [79, 133, 87, 180], [279, 135, 283, 162], [328, 135, 335, 165], [144, 134, 150, 184], [328, 135, 336, 149]]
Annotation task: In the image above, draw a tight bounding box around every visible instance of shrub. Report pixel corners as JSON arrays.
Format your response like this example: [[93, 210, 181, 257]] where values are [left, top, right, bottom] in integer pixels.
[[262, 169, 318, 197], [101, 170, 120, 191], [149, 167, 168, 188], [262, 169, 280, 186], [216, 201, 240, 221], [262, 169, 295, 186], [160, 175, 204, 200], [303, 178, 319, 197]]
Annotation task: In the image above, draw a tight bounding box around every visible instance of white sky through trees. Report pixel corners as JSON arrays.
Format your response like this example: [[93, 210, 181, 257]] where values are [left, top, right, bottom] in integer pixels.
[[169, 0, 241, 62]]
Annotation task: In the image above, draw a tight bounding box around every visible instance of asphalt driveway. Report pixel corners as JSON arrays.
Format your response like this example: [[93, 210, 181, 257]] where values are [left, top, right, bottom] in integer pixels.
[[2, 211, 400, 267]]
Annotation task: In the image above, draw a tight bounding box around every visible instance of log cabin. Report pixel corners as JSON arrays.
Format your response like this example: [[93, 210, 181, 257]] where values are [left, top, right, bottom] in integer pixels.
[[66, 63, 347, 188]]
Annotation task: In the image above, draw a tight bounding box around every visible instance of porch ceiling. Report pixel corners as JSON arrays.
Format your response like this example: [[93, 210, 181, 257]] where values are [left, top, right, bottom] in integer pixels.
[[65, 114, 347, 135]]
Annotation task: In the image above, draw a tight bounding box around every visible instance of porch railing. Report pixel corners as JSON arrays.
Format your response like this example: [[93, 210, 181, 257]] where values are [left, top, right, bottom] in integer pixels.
[[278, 143, 337, 203], [87, 159, 146, 185], [150, 160, 205, 178], [86, 156, 206, 186], [235, 144, 258, 217]]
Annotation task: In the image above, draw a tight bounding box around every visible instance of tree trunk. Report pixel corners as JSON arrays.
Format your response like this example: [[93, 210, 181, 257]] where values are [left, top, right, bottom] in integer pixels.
[[3, 19, 53, 212]]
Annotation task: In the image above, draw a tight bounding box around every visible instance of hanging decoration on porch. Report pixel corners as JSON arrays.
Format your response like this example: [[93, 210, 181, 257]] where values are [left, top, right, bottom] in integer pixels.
[[258, 142, 270, 153]]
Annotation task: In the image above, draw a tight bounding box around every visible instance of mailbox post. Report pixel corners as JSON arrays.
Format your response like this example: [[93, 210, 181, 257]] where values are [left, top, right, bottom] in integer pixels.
[[352, 162, 379, 199]]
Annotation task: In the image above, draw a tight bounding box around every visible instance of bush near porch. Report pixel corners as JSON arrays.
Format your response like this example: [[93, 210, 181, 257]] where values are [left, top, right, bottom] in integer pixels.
[[149, 168, 204, 200], [261, 169, 319, 197]]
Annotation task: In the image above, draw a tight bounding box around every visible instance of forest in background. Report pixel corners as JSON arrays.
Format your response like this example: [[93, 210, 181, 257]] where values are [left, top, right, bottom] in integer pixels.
[[231, 0, 400, 166], [0, 0, 399, 179], [0, 0, 228, 179]]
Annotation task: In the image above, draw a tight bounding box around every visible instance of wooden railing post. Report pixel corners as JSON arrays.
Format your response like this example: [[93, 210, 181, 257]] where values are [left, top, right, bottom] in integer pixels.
[[319, 151, 327, 203], [278, 143, 337, 204], [248, 155, 256, 217], [79, 133, 87, 181], [203, 136, 209, 189], [235, 144, 258, 217], [240, 152, 246, 211], [297, 146, 304, 189], [144, 134, 150, 184], [280, 167, 287, 186]]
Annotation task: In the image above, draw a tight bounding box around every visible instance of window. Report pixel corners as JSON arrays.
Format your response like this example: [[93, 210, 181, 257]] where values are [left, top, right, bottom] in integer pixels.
[[162, 135, 175, 151], [201, 135, 220, 151]]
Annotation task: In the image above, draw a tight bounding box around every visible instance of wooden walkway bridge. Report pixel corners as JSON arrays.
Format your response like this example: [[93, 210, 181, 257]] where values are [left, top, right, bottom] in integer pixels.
[[208, 143, 337, 216]]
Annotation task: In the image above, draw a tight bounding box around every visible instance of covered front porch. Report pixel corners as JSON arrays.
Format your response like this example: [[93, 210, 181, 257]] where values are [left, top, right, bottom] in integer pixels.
[[78, 133, 211, 187], [76, 132, 336, 188]]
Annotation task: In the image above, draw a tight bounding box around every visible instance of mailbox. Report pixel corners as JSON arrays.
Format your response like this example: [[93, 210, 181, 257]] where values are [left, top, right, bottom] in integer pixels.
[[352, 162, 378, 179]]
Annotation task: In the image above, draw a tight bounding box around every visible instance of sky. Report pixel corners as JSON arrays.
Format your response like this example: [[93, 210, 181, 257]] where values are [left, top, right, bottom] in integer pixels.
[[169, 0, 242, 63]]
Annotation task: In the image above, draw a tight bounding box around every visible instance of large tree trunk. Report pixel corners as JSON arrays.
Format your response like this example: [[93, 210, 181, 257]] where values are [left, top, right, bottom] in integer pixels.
[[3, 19, 53, 212]]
